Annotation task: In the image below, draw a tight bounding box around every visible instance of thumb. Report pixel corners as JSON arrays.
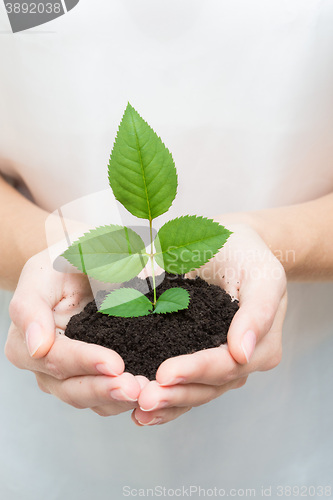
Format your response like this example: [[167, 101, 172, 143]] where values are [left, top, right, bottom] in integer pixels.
[[9, 288, 56, 360], [227, 280, 284, 365]]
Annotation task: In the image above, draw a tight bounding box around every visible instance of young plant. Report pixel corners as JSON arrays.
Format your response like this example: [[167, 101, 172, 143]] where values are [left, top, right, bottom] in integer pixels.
[[62, 104, 232, 317]]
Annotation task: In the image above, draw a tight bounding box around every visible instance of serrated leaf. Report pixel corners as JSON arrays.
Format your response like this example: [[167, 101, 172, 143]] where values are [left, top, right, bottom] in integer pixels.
[[155, 216, 232, 274], [99, 288, 153, 318], [62, 225, 148, 283], [108, 103, 177, 220], [154, 287, 190, 314]]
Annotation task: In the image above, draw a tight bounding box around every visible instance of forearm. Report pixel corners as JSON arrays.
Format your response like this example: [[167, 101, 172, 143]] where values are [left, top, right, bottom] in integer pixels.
[[217, 192, 333, 281], [0, 175, 49, 290]]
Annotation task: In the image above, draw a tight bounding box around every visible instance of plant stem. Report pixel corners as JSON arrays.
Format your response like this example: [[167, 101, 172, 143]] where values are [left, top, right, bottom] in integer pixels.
[[149, 219, 157, 306]]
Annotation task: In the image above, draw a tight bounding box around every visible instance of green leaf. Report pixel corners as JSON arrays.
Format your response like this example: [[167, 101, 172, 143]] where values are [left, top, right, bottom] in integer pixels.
[[155, 216, 232, 274], [62, 225, 148, 283], [108, 103, 178, 220], [154, 287, 190, 314], [99, 288, 153, 318]]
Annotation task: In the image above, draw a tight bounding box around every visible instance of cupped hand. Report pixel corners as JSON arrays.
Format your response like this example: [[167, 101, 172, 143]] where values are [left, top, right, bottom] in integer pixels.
[[132, 222, 287, 426], [5, 249, 144, 416]]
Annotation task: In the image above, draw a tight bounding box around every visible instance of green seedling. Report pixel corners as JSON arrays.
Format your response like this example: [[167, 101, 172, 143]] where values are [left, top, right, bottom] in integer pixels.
[[62, 104, 232, 317]]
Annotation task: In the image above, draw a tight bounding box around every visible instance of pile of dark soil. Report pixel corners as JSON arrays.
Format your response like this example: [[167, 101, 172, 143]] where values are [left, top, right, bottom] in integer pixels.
[[65, 274, 239, 380]]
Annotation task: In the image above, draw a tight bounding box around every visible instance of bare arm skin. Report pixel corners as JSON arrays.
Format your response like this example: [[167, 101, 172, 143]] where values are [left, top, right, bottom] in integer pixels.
[[216, 192, 333, 281], [254, 192, 333, 280], [0, 175, 48, 290]]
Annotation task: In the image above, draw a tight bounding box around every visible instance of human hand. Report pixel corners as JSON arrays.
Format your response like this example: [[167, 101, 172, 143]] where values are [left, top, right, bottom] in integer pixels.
[[5, 249, 144, 416], [132, 223, 287, 426]]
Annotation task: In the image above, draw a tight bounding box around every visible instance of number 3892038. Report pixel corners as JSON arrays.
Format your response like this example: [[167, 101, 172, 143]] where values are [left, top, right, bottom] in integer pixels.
[[5, 3, 62, 14]]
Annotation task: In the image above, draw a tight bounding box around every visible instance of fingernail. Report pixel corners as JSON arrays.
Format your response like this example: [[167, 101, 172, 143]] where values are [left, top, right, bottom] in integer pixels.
[[140, 401, 168, 412], [158, 377, 185, 387], [110, 388, 137, 402], [138, 417, 163, 426], [96, 363, 121, 377], [25, 322, 43, 357], [241, 330, 256, 363]]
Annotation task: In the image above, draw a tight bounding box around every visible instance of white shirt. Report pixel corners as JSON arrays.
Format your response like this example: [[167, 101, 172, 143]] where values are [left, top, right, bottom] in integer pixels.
[[0, 1, 333, 498]]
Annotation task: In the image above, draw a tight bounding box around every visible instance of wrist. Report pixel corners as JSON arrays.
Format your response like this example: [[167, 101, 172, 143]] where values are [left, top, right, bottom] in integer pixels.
[[214, 211, 261, 233]]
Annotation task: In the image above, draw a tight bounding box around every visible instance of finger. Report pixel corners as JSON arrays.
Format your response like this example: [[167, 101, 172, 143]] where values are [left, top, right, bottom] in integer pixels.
[[227, 263, 286, 365], [51, 274, 92, 331], [91, 402, 138, 417], [156, 346, 245, 386], [43, 335, 125, 379], [138, 378, 248, 411], [156, 311, 285, 387], [132, 406, 192, 426], [6, 325, 125, 379], [8, 253, 91, 358], [154, 300, 285, 389], [9, 285, 56, 359], [36, 372, 141, 409], [135, 375, 150, 391], [249, 294, 287, 372]]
